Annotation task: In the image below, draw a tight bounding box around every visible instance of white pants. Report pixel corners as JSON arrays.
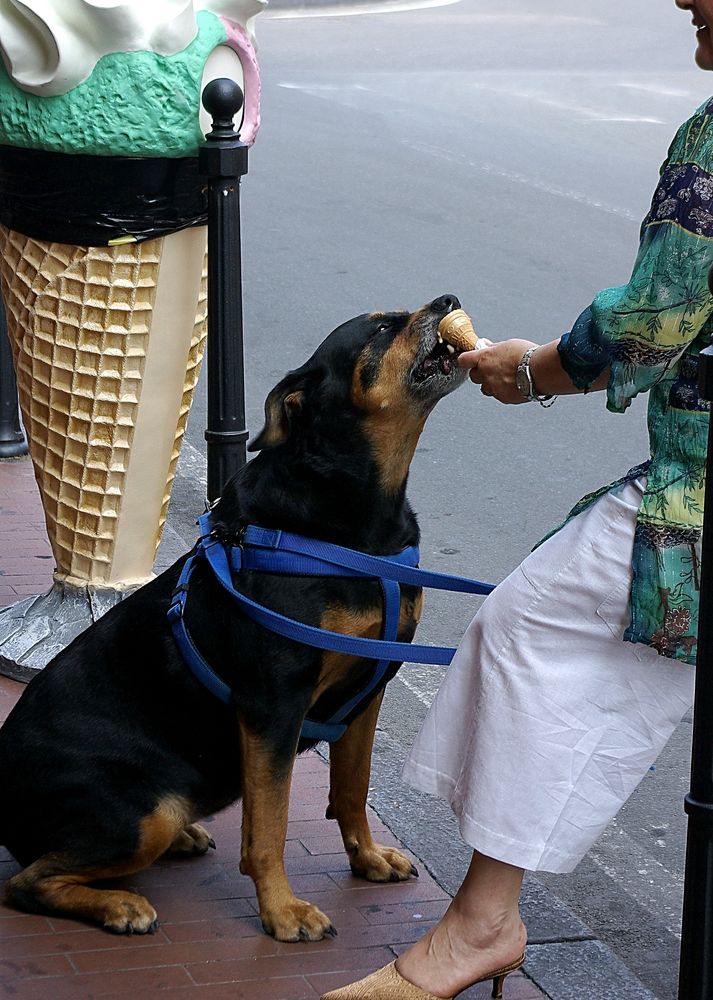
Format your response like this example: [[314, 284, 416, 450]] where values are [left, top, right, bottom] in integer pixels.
[[401, 478, 695, 873]]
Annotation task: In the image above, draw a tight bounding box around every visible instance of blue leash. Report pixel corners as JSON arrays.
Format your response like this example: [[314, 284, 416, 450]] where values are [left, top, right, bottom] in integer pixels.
[[168, 512, 496, 742]]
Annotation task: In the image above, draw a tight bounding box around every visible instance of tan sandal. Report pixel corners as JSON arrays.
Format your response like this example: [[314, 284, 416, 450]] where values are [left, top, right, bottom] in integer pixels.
[[320, 953, 526, 1000]]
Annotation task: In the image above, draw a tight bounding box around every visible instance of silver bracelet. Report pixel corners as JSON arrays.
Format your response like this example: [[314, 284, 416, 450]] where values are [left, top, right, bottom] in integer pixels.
[[515, 347, 557, 407]]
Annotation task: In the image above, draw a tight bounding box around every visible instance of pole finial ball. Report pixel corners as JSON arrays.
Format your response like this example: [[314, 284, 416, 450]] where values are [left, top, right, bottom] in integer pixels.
[[202, 78, 245, 122]]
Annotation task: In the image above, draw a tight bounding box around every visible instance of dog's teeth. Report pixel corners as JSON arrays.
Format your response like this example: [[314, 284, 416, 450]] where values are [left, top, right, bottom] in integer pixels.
[[437, 333, 443, 344], [446, 344, 456, 354]]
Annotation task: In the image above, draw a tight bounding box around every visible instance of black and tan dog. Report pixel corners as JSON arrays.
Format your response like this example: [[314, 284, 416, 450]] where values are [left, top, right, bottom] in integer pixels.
[[0, 294, 468, 942]]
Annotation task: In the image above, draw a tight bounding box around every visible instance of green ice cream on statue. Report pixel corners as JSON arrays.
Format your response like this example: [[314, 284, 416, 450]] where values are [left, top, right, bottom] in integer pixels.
[[0, 1, 263, 159]]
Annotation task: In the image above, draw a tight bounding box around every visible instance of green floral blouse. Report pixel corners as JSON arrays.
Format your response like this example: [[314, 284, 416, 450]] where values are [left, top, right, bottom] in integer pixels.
[[556, 98, 713, 664]]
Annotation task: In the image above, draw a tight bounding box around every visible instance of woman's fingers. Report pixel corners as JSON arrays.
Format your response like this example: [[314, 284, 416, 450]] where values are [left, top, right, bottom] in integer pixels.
[[458, 347, 487, 368], [462, 338, 539, 404]]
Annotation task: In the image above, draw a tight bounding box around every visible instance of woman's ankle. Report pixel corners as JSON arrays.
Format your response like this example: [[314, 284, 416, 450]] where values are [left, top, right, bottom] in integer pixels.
[[448, 896, 527, 951]]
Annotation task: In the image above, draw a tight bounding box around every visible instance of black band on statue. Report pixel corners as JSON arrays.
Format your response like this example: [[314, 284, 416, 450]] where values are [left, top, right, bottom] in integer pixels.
[[0, 145, 208, 246]]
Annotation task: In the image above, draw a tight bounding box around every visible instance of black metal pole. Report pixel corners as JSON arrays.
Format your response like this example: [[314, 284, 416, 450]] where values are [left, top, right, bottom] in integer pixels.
[[198, 78, 249, 503], [0, 293, 27, 459], [678, 269, 713, 999]]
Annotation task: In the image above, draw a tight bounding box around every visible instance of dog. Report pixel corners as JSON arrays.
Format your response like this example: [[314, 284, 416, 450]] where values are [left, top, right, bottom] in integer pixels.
[[0, 294, 469, 942]]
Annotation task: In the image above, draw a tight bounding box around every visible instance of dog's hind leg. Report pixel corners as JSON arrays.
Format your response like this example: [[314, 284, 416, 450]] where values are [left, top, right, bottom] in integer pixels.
[[326, 693, 418, 882], [5, 795, 190, 933], [165, 823, 215, 857], [6, 861, 160, 934], [238, 723, 336, 942]]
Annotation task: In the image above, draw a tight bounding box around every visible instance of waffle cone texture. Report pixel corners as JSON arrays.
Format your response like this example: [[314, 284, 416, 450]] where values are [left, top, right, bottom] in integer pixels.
[[437, 309, 478, 352], [0, 225, 208, 587]]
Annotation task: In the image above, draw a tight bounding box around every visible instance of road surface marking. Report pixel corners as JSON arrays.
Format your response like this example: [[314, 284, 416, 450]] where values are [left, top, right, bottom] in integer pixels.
[[588, 820, 684, 937], [409, 140, 641, 221], [268, 6, 603, 21], [397, 668, 441, 707], [617, 81, 695, 98], [266, 0, 461, 19]]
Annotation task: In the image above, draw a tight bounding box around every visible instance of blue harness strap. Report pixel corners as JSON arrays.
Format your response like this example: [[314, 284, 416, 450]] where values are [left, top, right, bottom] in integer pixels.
[[239, 525, 493, 595], [168, 513, 496, 742]]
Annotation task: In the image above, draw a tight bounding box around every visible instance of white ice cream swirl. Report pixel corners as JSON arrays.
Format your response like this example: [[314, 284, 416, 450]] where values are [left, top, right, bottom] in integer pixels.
[[0, 0, 265, 96]]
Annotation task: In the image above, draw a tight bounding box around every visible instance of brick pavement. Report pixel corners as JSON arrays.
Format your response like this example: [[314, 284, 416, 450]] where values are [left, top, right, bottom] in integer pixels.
[[0, 456, 544, 1000], [0, 458, 53, 604]]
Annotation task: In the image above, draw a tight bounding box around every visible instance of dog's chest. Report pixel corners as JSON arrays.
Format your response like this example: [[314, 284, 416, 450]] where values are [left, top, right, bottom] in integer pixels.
[[320, 586, 423, 643], [311, 587, 423, 696]]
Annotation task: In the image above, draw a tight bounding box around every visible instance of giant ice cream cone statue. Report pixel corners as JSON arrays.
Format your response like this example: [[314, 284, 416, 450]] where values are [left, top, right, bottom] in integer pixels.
[[0, 0, 264, 679]]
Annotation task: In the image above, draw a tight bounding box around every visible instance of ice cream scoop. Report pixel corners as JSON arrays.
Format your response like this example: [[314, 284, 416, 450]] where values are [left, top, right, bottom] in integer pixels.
[[0, 2, 264, 155], [0, 1, 264, 98]]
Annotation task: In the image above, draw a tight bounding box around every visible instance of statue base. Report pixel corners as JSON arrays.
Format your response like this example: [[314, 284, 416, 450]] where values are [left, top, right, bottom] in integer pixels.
[[0, 581, 133, 681]]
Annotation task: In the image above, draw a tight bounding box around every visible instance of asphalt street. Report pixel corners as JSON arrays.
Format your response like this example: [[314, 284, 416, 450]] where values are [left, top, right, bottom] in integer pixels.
[[161, 2, 713, 997]]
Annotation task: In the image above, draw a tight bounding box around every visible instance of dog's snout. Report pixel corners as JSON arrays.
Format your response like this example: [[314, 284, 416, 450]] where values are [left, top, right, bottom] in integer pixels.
[[430, 294, 461, 315]]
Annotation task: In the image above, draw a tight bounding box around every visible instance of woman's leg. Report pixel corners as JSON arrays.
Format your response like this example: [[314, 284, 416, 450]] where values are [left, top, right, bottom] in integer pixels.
[[395, 850, 526, 998], [402, 478, 695, 875], [322, 480, 694, 998]]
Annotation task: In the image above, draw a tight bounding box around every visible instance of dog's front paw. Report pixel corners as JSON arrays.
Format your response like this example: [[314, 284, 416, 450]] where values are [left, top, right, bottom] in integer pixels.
[[261, 897, 337, 942], [102, 891, 159, 934], [349, 844, 419, 883]]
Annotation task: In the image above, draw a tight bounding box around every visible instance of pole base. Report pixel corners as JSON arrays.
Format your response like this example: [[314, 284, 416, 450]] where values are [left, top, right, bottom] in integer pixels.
[[0, 431, 27, 459], [0, 580, 133, 681]]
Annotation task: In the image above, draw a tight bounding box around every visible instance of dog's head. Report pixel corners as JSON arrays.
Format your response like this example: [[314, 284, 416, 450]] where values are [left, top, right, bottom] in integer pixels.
[[248, 295, 468, 493]]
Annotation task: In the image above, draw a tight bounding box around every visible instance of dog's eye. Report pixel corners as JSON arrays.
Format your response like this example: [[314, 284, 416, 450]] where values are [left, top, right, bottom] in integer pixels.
[[376, 321, 391, 334]]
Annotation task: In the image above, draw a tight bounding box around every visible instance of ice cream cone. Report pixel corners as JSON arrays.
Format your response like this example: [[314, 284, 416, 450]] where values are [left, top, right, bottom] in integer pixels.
[[438, 309, 478, 352], [0, 2, 264, 677], [0, 224, 209, 679], [0, 224, 207, 588]]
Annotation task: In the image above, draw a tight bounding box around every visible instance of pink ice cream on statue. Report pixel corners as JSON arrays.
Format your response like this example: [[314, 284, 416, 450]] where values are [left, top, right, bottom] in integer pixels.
[[215, 14, 262, 144]]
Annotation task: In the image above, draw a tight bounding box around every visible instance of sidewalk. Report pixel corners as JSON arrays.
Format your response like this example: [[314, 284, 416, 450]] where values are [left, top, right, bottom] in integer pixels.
[[0, 456, 544, 1000]]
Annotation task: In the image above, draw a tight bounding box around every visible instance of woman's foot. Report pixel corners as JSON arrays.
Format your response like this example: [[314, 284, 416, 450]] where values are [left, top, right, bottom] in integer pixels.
[[394, 903, 527, 998], [321, 852, 527, 998], [320, 953, 525, 1000]]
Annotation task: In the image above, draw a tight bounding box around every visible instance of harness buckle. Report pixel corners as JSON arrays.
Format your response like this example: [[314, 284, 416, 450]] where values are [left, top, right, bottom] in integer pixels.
[[167, 600, 183, 625], [225, 525, 247, 575], [168, 582, 190, 624]]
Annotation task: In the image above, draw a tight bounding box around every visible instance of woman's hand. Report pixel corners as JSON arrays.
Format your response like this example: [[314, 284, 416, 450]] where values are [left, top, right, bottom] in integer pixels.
[[461, 337, 610, 403], [459, 339, 537, 404]]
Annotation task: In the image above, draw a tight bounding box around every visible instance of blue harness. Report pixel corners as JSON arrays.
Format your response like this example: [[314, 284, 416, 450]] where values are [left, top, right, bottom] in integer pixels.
[[168, 512, 496, 743]]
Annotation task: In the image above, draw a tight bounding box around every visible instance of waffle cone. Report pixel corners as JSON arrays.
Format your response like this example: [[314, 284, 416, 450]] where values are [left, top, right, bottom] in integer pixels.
[[0, 225, 208, 587], [438, 309, 478, 352]]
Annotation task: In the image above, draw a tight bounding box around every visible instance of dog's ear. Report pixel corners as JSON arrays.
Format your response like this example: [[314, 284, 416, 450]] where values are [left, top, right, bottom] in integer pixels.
[[248, 370, 309, 451]]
